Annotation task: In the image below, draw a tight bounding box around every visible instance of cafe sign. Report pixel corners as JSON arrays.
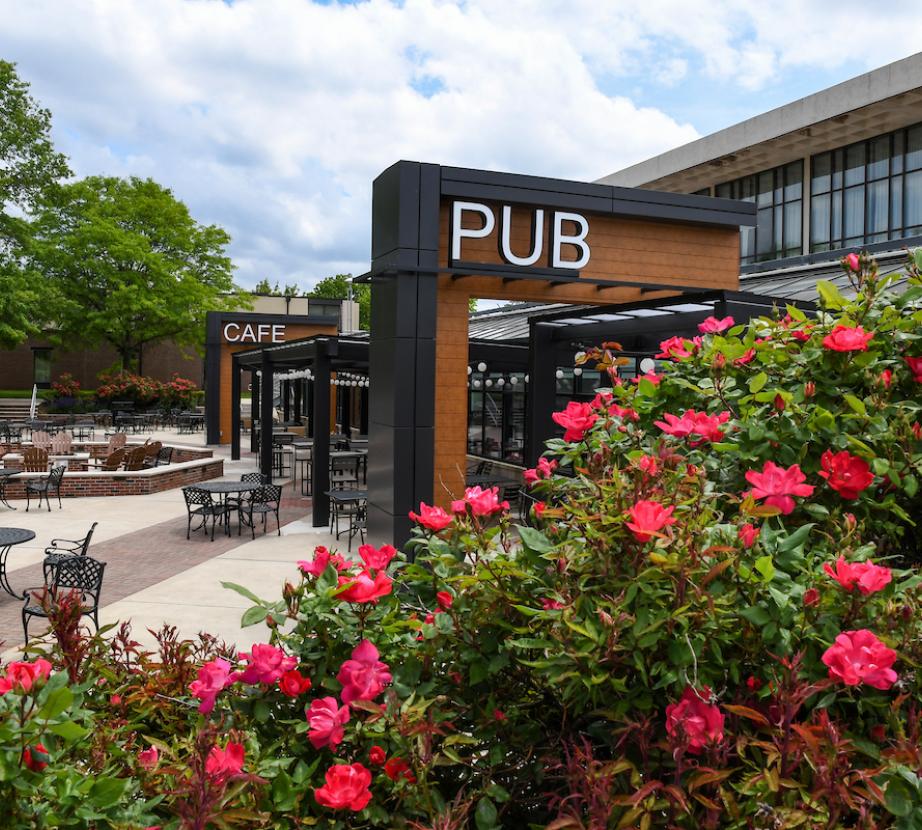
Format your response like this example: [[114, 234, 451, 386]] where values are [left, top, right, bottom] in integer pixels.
[[223, 322, 286, 344]]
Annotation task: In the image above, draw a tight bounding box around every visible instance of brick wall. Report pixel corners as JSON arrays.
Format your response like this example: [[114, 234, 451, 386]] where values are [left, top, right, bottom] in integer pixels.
[[1, 458, 223, 500]]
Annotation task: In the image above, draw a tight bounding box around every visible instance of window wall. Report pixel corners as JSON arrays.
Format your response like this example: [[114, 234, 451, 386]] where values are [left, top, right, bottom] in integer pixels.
[[810, 123, 922, 252], [715, 161, 803, 265]]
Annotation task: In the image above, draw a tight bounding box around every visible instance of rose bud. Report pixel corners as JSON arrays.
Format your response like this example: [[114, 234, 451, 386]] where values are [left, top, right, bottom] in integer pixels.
[[803, 587, 820, 607], [804, 381, 815, 398]]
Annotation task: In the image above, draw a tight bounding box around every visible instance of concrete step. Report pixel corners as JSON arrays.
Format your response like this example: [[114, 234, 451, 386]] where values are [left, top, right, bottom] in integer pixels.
[[0, 399, 33, 419]]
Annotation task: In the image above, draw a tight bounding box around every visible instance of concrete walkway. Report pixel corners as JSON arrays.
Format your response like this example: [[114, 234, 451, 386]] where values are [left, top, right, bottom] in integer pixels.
[[0, 429, 388, 657]]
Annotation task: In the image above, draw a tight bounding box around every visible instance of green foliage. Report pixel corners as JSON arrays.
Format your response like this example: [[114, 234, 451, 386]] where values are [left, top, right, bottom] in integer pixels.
[[310, 273, 370, 330], [0, 60, 71, 348], [253, 279, 302, 297], [5, 252, 922, 828], [30, 175, 246, 370]]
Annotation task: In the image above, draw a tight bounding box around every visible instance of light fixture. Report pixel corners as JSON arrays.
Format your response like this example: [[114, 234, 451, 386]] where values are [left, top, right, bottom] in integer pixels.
[[640, 358, 657, 373], [524, 375, 529, 383], [510, 376, 518, 385], [555, 369, 564, 379], [477, 362, 487, 372], [473, 380, 481, 389], [574, 367, 583, 376], [497, 378, 505, 387], [485, 379, 493, 387], [467, 366, 472, 375]]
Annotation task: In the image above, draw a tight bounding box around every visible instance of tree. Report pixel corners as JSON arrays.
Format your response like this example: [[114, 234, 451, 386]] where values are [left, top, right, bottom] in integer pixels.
[[31, 175, 245, 371], [253, 279, 303, 297], [0, 60, 70, 347]]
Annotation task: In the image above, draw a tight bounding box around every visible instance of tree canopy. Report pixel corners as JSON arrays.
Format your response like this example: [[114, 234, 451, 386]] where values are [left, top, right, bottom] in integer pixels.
[[310, 273, 369, 329], [31, 175, 244, 371], [0, 60, 70, 348]]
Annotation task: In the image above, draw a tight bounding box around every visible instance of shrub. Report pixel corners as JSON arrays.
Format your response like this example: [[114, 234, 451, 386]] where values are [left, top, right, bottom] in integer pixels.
[[3, 251, 922, 828], [50, 373, 81, 398], [95, 370, 199, 409]]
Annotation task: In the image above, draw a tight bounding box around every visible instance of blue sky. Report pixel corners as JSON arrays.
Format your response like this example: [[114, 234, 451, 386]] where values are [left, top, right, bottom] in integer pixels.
[[2, 0, 921, 290]]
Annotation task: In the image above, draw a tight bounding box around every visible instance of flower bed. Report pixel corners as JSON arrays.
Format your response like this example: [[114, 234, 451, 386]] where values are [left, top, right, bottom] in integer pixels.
[[2, 252, 922, 828]]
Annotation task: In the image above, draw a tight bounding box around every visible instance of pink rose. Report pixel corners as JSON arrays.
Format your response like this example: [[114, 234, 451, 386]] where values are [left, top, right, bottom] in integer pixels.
[[823, 556, 892, 596], [656, 336, 694, 360], [307, 697, 351, 750], [337, 641, 392, 705], [298, 546, 350, 578], [698, 316, 734, 334], [237, 644, 297, 685], [625, 501, 676, 543], [822, 325, 873, 352], [738, 524, 759, 549], [205, 741, 245, 782], [314, 763, 372, 811], [138, 746, 159, 770], [337, 570, 393, 603], [744, 461, 814, 515], [845, 252, 860, 271], [189, 658, 235, 714], [0, 658, 53, 695], [450, 486, 509, 517], [905, 356, 922, 382], [408, 502, 453, 531], [821, 629, 897, 690], [551, 401, 598, 442]]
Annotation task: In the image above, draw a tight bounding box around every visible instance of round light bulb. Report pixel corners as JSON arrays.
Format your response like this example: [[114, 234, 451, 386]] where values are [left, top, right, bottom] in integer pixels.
[[555, 369, 564, 380], [477, 362, 487, 372], [485, 379, 493, 387], [574, 367, 583, 376], [497, 378, 505, 387]]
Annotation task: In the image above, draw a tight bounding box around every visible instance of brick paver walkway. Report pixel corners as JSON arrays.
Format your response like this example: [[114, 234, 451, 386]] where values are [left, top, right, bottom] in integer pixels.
[[0, 487, 312, 649]]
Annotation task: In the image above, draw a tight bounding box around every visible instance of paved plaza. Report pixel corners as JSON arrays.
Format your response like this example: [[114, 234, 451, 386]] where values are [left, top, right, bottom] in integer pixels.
[[0, 429, 384, 657]]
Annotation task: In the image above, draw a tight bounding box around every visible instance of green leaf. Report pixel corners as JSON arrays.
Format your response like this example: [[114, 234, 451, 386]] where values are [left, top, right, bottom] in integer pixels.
[[778, 524, 814, 552], [748, 372, 768, 393], [89, 777, 129, 809], [515, 525, 553, 554], [843, 393, 867, 416], [816, 279, 846, 309], [905, 474, 919, 499], [48, 721, 89, 742], [222, 581, 266, 605], [475, 796, 499, 830], [754, 556, 775, 582], [241, 605, 269, 627], [740, 606, 771, 626], [885, 777, 916, 817], [38, 686, 73, 720]]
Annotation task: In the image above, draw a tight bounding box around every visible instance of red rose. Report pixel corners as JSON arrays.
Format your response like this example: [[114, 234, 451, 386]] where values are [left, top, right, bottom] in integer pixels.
[[205, 742, 244, 782], [436, 591, 453, 611], [189, 658, 234, 715], [450, 486, 509, 517], [625, 500, 676, 543], [0, 658, 52, 695], [655, 409, 730, 445], [358, 544, 397, 571], [408, 502, 453, 531], [22, 743, 49, 772], [384, 757, 416, 783], [823, 556, 892, 596], [138, 746, 159, 770], [278, 669, 312, 697], [821, 629, 897, 689], [738, 524, 759, 549], [314, 763, 373, 811], [803, 587, 820, 607], [298, 546, 350, 578], [656, 336, 694, 360], [337, 570, 393, 604], [822, 325, 873, 352], [665, 686, 724, 754], [551, 401, 598, 442], [631, 371, 661, 385], [734, 348, 756, 366], [698, 315, 734, 334], [880, 369, 893, 388], [905, 356, 922, 382], [818, 450, 874, 499], [744, 461, 814, 515], [369, 745, 386, 766], [745, 676, 762, 691]]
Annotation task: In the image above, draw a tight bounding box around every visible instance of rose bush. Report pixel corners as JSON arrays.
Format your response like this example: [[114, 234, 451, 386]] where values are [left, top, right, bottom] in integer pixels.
[[3, 252, 922, 827]]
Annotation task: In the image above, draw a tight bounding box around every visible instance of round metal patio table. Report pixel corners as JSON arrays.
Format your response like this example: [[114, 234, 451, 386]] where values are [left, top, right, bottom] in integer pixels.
[[195, 481, 260, 536], [0, 527, 36, 598], [0, 469, 20, 510]]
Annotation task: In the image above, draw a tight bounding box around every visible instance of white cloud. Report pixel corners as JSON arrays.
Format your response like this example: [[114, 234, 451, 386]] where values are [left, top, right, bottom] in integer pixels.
[[0, 0, 920, 288]]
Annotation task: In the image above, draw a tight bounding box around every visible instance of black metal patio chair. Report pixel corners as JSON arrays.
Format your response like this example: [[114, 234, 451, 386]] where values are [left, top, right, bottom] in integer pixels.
[[154, 446, 174, 466], [22, 554, 106, 641], [43, 521, 99, 581], [182, 486, 226, 541], [237, 484, 282, 539], [25, 464, 66, 512]]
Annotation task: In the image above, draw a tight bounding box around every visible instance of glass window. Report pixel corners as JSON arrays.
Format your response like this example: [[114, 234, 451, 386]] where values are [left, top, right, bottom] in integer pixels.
[[811, 193, 830, 247], [717, 160, 804, 264], [907, 125, 922, 171], [868, 136, 890, 180], [866, 180, 888, 234], [845, 144, 866, 187], [812, 152, 831, 194], [33, 349, 52, 385], [906, 170, 922, 230]]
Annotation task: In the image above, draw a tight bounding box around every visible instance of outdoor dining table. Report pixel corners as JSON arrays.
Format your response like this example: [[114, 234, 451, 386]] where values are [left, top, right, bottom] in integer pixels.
[[195, 481, 260, 535], [324, 489, 367, 551], [0, 527, 36, 598], [0, 469, 20, 510]]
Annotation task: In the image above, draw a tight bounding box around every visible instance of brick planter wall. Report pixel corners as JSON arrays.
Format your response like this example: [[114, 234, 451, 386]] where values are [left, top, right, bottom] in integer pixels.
[[1, 457, 223, 500]]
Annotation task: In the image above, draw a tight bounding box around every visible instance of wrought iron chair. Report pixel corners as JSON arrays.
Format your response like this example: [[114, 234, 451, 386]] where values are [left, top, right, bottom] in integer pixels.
[[330, 455, 360, 490], [154, 446, 174, 466], [237, 484, 282, 539], [225, 472, 268, 515], [182, 486, 225, 541], [43, 522, 98, 580], [22, 554, 107, 641], [332, 495, 366, 552], [141, 441, 163, 468], [25, 464, 66, 512]]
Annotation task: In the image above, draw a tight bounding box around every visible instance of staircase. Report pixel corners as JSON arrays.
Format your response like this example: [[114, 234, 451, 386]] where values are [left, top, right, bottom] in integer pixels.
[[0, 399, 35, 421]]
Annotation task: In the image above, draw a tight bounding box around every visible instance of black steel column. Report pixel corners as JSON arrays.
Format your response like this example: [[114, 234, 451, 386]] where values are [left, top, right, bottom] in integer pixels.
[[311, 344, 333, 527], [367, 161, 440, 547], [307, 380, 315, 437], [283, 379, 291, 422], [250, 371, 260, 454], [360, 386, 369, 435], [260, 354, 274, 482], [341, 385, 351, 437], [293, 380, 302, 424], [204, 312, 223, 444], [525, 323, 557, 466], [231, 355, 241, 461]]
